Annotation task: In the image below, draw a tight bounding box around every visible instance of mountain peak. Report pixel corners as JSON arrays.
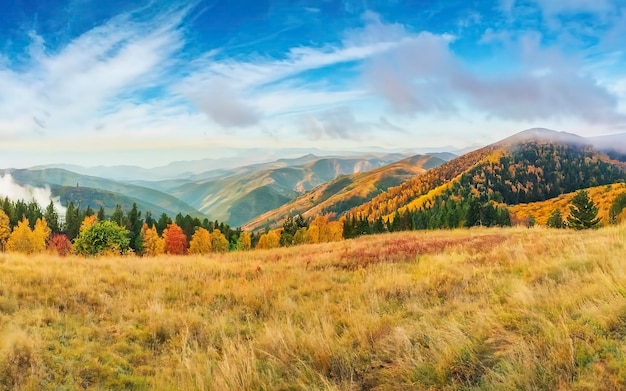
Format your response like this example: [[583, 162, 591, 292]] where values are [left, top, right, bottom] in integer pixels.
[[497, 128, 587, 147]]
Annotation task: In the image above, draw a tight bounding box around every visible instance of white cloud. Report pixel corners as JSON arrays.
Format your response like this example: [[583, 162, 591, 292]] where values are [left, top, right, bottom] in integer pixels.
[[0, 174, 67, 216], [363, 25, 626, 127], [0, 7, 185, 140], [299, 107, 370, 139]]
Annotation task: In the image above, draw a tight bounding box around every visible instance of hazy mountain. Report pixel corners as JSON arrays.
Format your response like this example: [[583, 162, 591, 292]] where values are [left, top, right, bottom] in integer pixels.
[[0, 168, 203, 217], [244, 154, 446, 231], [166, 155, 412, 227], [30, 147, 458, 181], [588, 132, 626, 161]]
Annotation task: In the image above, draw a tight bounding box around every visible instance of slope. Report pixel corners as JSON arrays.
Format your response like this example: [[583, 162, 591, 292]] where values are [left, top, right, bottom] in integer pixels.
[[508, 183, 626, 226], [169, 155, 411, 227], [53, 185, 189, 217], [347, 128, 626, 228], [0, 168, 203, 217], [243, 154, 446, 231]]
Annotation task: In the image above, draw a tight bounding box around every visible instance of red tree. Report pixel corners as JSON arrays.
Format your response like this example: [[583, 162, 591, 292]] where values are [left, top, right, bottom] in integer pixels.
[[48, 233, 73, 256], [163, 223, 188, 255]]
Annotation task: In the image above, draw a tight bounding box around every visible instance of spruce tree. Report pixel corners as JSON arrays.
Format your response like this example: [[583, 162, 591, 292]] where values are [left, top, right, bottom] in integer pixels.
[[546, 209, 564, 228], [567, 190, 601, 229], [44, 201, 60, 234]]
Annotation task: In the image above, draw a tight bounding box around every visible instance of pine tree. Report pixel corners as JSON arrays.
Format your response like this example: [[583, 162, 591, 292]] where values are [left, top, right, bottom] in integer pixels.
[[126, 203, 143, 253], [110, 204, 125, 227], [44, 201, 60, 234], [567, 190, 601, 229], [546, 209, 565, 228], [64, 202, 81, 241], [97, 206, 106, 221]]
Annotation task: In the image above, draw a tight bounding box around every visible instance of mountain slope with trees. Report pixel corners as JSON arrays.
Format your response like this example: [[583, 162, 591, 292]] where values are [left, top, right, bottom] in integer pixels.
[[244, 154, 446, 231], [509, 183, 626, 226], [167, 155, 414, 227], [342, 129, 626, 234], [1, 168, 202, 217]]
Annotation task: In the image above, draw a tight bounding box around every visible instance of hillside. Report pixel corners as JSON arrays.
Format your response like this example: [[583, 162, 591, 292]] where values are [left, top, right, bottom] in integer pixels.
[[167, 155, 411, 227], [51, 186, 190, 218], [244, 154, 446, 231], [347, 129, 626, 229], [2, 225, 626, 389], [509, 183, 626, 226], [0, 168, 203, 217]]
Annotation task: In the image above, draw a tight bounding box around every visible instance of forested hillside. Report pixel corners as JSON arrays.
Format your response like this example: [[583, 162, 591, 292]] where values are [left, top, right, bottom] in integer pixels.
[[244, 154, 446, 231], [344, 139, 626, 235]]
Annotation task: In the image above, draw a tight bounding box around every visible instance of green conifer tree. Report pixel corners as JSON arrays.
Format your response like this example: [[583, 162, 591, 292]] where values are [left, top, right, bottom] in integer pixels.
[[567, 190, 601, 229]]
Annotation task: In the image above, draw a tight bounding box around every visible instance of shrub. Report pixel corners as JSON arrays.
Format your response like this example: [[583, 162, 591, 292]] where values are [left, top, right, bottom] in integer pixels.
[[73, 221, 130, 256]]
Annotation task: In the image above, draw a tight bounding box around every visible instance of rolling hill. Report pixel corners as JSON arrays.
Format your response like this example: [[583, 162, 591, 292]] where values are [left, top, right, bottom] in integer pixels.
[[243, 154, 447, 231], [164, 154, 416, 227], [0, 168, 203, 217]]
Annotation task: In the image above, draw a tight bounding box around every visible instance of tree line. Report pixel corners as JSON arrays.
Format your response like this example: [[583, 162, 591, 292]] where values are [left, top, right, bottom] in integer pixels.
[[1, 184, 624, 256]]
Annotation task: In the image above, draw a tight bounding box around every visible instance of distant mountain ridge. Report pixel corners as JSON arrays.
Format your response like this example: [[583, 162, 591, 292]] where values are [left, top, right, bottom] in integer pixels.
[[166, 154, 418, 227], [243, 154, 447, 231], [0, 168, 203, 217], [3, 128, 625, 229]]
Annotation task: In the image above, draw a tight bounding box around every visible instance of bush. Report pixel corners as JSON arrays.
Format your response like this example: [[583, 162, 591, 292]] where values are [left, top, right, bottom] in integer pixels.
[[73, 221, 130, 256]]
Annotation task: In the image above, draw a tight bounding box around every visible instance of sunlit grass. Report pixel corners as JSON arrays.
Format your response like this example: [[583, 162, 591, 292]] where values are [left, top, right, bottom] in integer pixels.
[[1, 224, 626, 389]]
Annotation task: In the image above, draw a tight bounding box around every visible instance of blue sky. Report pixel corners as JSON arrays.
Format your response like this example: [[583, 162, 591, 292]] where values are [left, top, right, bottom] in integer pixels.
[[0, 0, 625, 167]]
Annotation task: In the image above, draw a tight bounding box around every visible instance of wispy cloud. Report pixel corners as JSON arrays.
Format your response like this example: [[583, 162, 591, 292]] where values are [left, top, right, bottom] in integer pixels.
[[0, 4, 189, 140], [0, 0, 625, 168]]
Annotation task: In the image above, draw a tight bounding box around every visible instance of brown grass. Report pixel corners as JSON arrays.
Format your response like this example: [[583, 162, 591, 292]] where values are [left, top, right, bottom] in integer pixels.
[[1, 224, 626, 389]]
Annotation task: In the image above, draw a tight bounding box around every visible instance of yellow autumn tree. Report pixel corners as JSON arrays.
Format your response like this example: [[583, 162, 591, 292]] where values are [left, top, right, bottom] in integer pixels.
[[327, 221, 343, 242], [210, 229, 229, 253], [6, 218, 34, 254], [237, 231, 251, 251], [189, 227, 212, 255], [32, 218, 51, 253], [0, 209, 10, 251], [80, 215, 98, 233], [306, 224, 320, 244], [257, 230, 280, 249], [141, 223, 164, 256]]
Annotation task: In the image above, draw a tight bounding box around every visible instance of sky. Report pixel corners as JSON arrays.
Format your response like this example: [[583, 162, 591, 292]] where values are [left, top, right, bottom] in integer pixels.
[[0, 0, 625, 168]]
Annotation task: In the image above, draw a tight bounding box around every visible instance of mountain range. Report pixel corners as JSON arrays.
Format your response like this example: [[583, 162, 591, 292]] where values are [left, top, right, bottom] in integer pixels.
[[1, 129, 625, 229]]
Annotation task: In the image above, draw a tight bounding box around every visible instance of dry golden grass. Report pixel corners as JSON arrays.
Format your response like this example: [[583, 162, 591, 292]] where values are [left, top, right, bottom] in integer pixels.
[[2, 224, 626, 389]]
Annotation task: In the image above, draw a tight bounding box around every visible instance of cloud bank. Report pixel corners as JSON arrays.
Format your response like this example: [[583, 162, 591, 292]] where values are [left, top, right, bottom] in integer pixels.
[[0, 175, 67, 217]]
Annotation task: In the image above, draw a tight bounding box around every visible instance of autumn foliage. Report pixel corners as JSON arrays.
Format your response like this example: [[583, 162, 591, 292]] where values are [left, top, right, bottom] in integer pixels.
[[141, 223, 165, 256], [189, 227, 212, 254], [5, 217, 50, 254], [48, 233, 73, 256], [163, 223, 187, 255]]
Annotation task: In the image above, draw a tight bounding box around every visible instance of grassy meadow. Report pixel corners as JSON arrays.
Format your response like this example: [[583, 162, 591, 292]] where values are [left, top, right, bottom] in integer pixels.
[[1, 225, 626, 390]]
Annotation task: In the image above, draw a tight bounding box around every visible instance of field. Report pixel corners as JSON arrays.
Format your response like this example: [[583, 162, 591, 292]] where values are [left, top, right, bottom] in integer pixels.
[[1, 225, 626, 390]]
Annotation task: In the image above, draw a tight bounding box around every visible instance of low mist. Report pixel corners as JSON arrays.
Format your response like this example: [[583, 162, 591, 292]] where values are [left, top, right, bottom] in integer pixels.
[[0, 174, 67, 217]]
